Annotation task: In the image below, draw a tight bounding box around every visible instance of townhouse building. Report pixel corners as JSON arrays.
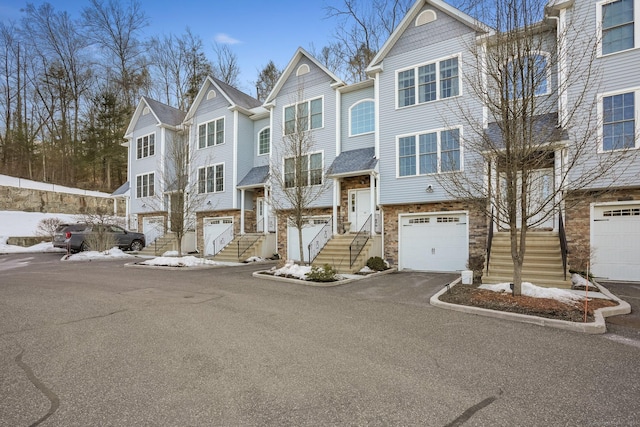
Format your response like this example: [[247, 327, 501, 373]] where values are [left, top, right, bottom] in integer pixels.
[[121, 0, 639, 282]]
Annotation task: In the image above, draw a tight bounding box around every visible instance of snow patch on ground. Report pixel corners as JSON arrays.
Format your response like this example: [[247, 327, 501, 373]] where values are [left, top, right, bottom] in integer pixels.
[[140, 256, 219, 267], [358, 266, 375, 274], [270, 260, 312, 280], [0, 240, 65, 254], [480, 282, 586, 304], [0, 211, 81, 237], [63, 247, 134, 260], [244, 256, 264, 263]]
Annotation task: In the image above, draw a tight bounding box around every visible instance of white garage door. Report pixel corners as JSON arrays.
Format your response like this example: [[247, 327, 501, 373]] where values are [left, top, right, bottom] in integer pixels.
[[287, 217, 330, 262], [399, 212, 468, 272], [591, 204, 640, 281], [204, 217, 233, 256], [142, 216, 164, 246]]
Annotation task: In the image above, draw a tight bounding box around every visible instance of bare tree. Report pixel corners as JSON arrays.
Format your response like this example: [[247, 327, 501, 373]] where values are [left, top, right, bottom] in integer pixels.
[[324, 0, 412, 82], [254, 60, 282, 102], [438, 0, 636, 295], [270, 85, 331, 263], [212, 42, 240, 88]]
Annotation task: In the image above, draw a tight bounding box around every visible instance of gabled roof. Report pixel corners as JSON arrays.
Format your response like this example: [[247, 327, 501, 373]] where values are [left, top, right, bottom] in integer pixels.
[[185, 76, 261, 121], [327, 147, 377, 177], [264, 47, 345, 104], [124, 97, 186, 138], [237, 165, 269, 189], [367, 0, 491, 73], [111, 181, 129, 197]]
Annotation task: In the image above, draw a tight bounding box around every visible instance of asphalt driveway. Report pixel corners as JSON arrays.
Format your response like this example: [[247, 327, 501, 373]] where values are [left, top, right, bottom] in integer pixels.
[[1, 253, 639, 426]]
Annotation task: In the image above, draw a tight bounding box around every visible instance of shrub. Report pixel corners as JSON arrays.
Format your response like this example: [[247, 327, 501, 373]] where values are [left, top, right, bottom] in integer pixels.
[[366, 256, 388, 271], [306, 264, 338, 282], [37, 217, 65, 240], [83, 227, 117, 253]]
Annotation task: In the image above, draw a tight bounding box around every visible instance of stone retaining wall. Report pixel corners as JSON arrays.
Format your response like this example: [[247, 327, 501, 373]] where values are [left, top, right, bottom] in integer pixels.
[[0, 186, 122, 216]]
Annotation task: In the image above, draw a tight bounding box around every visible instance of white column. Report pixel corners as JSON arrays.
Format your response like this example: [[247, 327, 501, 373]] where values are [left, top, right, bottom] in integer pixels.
[[240, 188, 245, 234], [370, 173, 376, 234], [333, 178, 339, 235]]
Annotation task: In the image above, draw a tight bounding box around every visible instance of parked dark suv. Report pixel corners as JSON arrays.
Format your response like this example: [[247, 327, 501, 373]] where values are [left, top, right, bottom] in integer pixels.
[[53, 223, 146, 253]]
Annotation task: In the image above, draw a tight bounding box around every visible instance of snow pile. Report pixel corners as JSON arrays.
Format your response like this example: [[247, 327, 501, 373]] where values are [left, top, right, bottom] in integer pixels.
[[140, 256, 218, 267], [0, 211, 80, 237], [64, 247, 133, 260], [480, 282, 585, 304], [162, 251, 180, 257], [358, 266, 375, 274], [271, 260, 312, 280], [0, 240, 65, 254], [245, 256, 264, 263], [571, 273, 595, 290]]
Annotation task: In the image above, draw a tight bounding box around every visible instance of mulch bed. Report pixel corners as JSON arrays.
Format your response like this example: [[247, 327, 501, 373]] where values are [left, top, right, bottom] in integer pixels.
[[438, 284, 619, 322]]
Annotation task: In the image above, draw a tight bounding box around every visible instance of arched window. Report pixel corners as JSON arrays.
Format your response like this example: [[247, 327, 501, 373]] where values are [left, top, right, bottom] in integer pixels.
[[415, 10, 437, 26], [296, 64, 310, 76], [258, 127, 270, 155], [349, 100, 375, 136], [206, 90, 217, 100]]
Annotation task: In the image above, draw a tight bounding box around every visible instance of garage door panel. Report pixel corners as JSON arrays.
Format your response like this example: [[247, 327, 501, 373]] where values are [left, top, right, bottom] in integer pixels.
[[591, 204, 640, 281], [399, 214, 468, 272]]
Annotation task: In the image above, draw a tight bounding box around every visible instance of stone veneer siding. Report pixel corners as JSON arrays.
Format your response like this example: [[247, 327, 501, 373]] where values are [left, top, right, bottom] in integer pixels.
[[135, 212, 168, 233], [381, 201, 488, 269], [564, 188, 640, 271], [195, 209, 241, 254], [0, 186, 123, 216], [276, 207, 333, 260], [339, 175, 372, 233]]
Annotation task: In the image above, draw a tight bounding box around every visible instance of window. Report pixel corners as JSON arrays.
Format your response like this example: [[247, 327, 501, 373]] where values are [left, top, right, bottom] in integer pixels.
[[397, 56, 459, 108], [284, 152, 323, 188], [198, 117, 224, 148], [603, 92, 635, 151], [284, 98, 323, 135], [136, 133, 155, 159], [198, 164, 224, 193], [136, 172, 154, 198], [350, 100, 375, 136], [397, 128, 461, 176], [505, 54, 549, 98], [258, 127, 270, 155], [601, 0, 635, 55]]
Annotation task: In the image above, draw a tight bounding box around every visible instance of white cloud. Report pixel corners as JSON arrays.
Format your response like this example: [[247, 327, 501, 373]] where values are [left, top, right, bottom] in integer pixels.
[[214, 33, 242, 45]]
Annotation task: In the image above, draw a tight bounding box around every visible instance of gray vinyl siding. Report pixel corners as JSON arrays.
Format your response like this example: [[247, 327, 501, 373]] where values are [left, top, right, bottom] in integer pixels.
[[253, 116, 271, 167], [377, 20, 483, 205], [270, 58, 336, 208], [189, 91, 235, 210], [134, 110, 157, 130], [564, 1, 640, 188], [237, 113, 255, 190], [342, 86, 375, 152], [129, 120, 160, 213]]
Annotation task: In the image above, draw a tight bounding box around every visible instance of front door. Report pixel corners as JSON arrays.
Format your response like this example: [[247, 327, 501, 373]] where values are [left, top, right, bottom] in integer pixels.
[[499, 168, 554, 230], [348, 189, 371, 231]]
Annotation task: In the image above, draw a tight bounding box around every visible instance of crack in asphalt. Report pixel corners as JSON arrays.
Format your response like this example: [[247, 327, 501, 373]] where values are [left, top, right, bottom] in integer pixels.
[[444, 390, 502, 426], [58, 308, 128, 325], [15, 350, 60, 427]]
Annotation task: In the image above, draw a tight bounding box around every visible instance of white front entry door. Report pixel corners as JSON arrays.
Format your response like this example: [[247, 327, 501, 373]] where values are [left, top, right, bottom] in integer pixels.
[[591, 203, 640, 281], [348, 189, 371, 231], [399, 212, 468, 272]]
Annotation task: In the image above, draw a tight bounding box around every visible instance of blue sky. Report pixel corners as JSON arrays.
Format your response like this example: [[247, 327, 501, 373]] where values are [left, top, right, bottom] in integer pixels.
[[1, 0, 341, 94]]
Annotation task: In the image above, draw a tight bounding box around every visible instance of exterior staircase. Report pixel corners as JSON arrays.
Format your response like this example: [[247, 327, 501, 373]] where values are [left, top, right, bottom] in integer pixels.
[[483, 231, 571, 288], [213, 233, 265, 263], [312, 234, 374, 274], [138, 233, 177, 256]]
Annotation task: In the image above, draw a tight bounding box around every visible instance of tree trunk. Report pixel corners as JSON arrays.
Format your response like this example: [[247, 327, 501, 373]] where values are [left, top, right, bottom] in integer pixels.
[[298, 226, 305, 264]]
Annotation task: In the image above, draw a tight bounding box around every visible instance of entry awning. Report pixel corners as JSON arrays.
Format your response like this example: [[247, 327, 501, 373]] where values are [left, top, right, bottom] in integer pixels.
[[327, 147, 377, 178]]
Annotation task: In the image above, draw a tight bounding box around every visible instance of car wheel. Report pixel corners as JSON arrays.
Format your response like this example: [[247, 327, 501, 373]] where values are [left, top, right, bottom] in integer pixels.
[[129, 240, 143, 252], [80, 242, 90, 252]]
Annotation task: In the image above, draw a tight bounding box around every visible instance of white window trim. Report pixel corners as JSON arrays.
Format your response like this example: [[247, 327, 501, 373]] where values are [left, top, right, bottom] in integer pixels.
[[135, 172, 155, 198], [395, 126, 464, 177], [282, 150, 324, 187], [282, 96, 325, 135], [257, 126, 271, 156], [596, 0, 639, 57], [395, 53, 462, 110], [197, 116, 226, 149], [348, 98, 375, 137], [136, 132, 156, 159], [198, 162, 226, 194], [597, 86, 640, 153], [505, 51, 552, 98]]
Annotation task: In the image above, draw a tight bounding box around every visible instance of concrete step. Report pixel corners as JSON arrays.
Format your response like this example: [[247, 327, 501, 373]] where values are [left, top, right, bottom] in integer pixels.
[[312, 235, 372, 274], [213, 234, 264, 263]]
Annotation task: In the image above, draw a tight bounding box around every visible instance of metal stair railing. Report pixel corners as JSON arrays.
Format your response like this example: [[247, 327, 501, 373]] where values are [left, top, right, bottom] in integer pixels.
[[558, 211, 568, 280], [211, 225, 234, 256], [486, 209, 494, 274], [349, 215, 372, 267], [238, 234, 262, 259], [307, 216, 333, 264]]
